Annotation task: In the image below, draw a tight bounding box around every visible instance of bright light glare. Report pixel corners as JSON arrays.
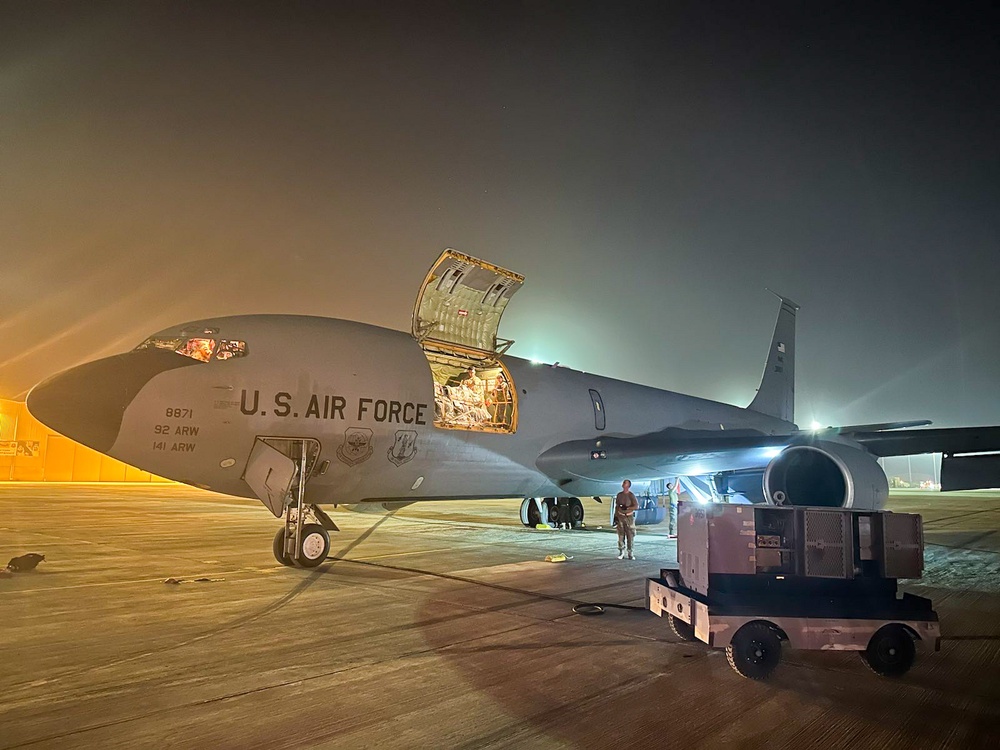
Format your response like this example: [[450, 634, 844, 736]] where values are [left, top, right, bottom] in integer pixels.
[[810, 420, 822, 430], [762, 446, 782, 459]]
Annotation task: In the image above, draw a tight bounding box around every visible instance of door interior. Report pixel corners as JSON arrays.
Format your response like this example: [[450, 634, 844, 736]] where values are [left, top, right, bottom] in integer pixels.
[[412, 249, 524, 434]]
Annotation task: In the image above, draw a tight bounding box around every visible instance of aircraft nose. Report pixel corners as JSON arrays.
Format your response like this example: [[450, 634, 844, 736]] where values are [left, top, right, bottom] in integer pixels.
[[27, 350, 198, 454]]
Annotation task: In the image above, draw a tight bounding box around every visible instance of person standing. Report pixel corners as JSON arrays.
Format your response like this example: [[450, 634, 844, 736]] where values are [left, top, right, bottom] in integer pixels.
[[614, 479, 639, 560]]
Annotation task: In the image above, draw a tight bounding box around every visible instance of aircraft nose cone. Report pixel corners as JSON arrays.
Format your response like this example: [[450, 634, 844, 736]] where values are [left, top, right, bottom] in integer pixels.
[[27, 350, 198, 454]]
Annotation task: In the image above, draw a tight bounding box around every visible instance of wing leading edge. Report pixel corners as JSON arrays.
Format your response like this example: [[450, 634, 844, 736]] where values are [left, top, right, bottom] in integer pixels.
[[849, 425, 1000, 457], [536, 424, 1000, 492], [536, 428, 793, 486], [850, 425, 1000, 491]]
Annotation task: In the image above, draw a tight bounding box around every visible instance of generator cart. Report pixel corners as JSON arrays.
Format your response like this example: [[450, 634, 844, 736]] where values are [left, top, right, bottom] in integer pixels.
[[647, 502, 939, 680]]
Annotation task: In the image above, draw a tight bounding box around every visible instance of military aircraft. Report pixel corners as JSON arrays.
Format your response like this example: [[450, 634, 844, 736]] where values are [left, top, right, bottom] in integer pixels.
[[26, 249, 1000, 567]]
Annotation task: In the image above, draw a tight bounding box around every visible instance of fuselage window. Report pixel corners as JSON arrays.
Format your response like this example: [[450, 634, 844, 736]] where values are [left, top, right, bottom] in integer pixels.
[[589, 389, 605, 431]]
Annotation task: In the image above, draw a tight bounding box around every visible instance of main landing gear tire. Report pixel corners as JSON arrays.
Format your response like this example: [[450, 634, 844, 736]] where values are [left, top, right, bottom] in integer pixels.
[[726, 621, 782, 680], [668, 615, 697, 642], [296, 524, 331, 568], [539, 498, 585, 528], [273, 527, 295, 567], [861, 625, 916, 677], [520, 498, 543, 527]]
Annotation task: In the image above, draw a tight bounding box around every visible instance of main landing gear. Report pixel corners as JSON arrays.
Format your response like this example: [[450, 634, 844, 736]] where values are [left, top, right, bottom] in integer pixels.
[[519, 497, 585, 528], [273, 502, 339, 568]]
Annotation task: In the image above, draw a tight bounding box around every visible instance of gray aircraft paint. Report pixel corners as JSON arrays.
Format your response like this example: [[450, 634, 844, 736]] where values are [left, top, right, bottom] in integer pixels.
[[104, 314, 793, 505]]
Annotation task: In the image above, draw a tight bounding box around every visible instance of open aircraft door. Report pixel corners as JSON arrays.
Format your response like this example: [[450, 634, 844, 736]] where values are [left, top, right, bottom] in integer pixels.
[[413, 248, 524, 355], [412, 249, 524, 433], [243, 437, 321, 517]]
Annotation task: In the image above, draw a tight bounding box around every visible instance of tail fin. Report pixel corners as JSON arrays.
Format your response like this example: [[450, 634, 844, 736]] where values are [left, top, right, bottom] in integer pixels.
[[748, 290, 799, 424]]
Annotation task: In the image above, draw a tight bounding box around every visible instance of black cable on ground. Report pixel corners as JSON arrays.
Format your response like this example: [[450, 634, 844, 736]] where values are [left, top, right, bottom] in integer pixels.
[[329, 555, 647, 615]]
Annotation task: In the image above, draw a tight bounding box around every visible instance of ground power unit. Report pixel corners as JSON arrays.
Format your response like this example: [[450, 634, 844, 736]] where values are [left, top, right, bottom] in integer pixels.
[[648, 502, 939, 679]]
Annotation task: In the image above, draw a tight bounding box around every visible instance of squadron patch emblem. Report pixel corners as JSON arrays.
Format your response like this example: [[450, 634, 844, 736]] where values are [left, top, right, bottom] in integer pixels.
[[387, 429, 418, 467], [337, 427, 374, 466]]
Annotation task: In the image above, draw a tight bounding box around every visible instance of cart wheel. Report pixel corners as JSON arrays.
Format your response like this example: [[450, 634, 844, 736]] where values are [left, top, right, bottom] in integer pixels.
[[668, 615, 697, 642], [726, 622, 782, 680], [272, 527, 295, 567], [861, 625, 915, 677]]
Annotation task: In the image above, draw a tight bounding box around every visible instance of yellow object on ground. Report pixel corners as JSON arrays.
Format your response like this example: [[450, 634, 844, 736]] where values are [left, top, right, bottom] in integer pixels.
[[534, 523, 552, 530], [545, 553, 571, 563]]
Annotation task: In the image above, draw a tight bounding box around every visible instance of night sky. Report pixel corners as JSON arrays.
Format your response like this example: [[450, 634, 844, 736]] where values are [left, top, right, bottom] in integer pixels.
[[2, 1, 998, 429]]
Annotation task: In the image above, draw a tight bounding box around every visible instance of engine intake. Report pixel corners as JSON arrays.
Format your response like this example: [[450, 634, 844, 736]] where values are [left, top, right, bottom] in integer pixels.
[[763, 441, 888, 510]]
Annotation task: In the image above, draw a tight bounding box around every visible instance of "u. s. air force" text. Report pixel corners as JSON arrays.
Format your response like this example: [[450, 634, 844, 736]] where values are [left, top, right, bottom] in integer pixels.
[[239, 390, 429, 425]]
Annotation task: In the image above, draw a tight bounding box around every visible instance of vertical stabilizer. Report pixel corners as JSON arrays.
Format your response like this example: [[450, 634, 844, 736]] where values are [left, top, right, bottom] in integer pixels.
[[748, 291, 799, 424]]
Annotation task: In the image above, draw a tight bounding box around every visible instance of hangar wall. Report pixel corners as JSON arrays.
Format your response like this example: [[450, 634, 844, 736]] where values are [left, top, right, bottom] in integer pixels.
[[0, 399, 170, 483]]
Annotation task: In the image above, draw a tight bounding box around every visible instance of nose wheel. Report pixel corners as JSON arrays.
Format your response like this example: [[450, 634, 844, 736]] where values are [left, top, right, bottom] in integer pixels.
[[296, 524, 331, 567], [273, 503, 337, 567], [273, 527, 295, 567]]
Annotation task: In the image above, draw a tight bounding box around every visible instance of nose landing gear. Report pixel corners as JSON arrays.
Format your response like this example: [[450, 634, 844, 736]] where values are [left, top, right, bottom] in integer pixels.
[[243, 436, 337, 568], [273, 504, 338, 568]]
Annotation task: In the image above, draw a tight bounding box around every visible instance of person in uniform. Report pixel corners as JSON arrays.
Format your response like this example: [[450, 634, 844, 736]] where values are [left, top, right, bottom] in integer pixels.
[[614, 479, 639, 560], [458, 366, 480, 387], [488, 372, 511, 426]]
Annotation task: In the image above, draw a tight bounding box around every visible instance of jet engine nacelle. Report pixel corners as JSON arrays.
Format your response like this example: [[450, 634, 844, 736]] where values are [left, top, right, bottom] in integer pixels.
[[763, 441, 889, 510]]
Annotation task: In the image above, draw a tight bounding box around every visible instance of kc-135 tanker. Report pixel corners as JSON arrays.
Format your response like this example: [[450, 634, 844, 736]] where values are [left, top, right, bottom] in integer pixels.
[[27, 250, 1000, 566]]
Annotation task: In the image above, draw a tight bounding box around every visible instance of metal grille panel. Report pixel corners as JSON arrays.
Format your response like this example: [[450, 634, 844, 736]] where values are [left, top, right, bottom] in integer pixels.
[[803, 511, 851, 578], [882, 513, 924, 578]]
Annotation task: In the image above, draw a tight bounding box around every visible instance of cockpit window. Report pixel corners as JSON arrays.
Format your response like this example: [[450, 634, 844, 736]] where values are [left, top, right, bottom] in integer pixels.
[[176, 338, 216, 362], [137, 336, 183, 352], [135, 336, 248, 363], [215, 339, 247, 360]]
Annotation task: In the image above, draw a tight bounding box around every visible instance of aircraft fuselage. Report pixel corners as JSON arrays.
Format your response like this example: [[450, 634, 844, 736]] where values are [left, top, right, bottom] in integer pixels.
[[62, 314, 794, 503]]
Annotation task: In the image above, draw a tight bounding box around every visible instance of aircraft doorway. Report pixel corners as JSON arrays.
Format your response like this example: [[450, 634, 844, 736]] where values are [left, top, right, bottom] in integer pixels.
[[427, 354, 516, 432], [412, 249, 523, 434]]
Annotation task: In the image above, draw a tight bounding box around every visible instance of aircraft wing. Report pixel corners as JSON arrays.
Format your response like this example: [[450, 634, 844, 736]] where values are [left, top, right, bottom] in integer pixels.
[[537, 424, 1000, 492], [536, 428, 793, 486], [845, 425, 1000, 457]]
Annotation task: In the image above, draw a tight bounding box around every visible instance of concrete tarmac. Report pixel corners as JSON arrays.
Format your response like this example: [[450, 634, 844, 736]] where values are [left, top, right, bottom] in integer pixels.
[[1, 485, 998, 749]]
